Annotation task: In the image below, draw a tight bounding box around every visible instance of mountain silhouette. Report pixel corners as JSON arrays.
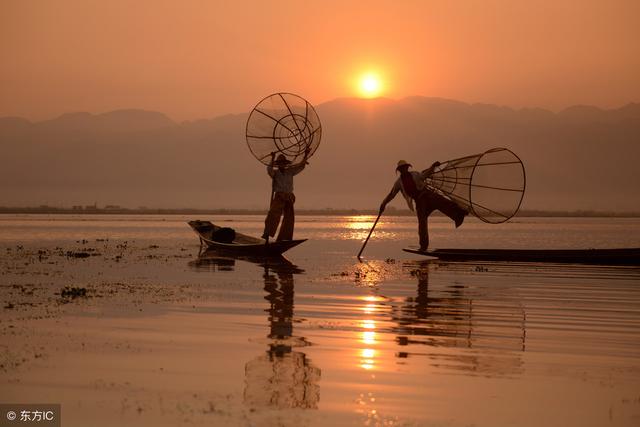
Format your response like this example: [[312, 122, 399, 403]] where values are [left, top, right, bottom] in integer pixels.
[[1, 98, 639, 211], [36, 109, 175, 133]]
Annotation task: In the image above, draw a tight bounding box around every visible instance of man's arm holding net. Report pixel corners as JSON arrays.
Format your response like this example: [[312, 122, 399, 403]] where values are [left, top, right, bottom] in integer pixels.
[[419, 161, 441, 180], [288, 147, 311, 176], [266, 152, 276, 177]]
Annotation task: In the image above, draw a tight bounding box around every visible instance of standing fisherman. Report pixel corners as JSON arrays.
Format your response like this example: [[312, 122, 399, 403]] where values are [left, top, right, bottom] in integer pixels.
[[262, 149, 310, 242], [379, 160, 468, 251]]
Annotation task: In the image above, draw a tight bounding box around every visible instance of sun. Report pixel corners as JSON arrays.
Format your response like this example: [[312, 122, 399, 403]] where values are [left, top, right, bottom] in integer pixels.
[[358, 73, 383, 98]]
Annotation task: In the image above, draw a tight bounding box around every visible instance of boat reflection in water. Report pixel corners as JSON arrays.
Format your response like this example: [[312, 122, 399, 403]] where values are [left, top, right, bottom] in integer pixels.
[[188, 253, 236, 271], [393, 260, 526, 377], [190, 249, 321, 410]]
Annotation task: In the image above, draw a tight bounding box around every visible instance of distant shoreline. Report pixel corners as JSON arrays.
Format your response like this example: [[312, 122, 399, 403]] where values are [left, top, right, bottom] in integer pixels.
[[1, 207, 638, 218]]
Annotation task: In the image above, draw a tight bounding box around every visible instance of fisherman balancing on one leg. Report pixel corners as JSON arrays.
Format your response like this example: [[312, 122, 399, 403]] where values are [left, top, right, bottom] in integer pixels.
[[379, 160, 468, 252], [262, 148, 310, 242]]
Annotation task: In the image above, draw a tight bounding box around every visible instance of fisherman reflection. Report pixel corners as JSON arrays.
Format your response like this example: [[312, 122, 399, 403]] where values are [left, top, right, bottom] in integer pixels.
[[393, 262, 525, 376], [394, 263, 471, 350], [244, 258, 321, 409]]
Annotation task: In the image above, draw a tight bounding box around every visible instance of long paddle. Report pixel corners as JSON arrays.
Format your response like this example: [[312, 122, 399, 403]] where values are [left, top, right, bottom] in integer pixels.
[[357, 210, 383, 260]]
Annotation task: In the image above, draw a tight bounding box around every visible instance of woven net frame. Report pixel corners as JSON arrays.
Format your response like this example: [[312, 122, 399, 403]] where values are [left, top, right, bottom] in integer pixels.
[[245, 93, 322, 166], [425, 147, 526, 224]]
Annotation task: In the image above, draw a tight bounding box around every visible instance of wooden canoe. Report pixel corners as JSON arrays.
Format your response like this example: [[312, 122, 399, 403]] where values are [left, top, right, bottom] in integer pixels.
[[403, 247, 640, 265], [188, 220, 306, 256]]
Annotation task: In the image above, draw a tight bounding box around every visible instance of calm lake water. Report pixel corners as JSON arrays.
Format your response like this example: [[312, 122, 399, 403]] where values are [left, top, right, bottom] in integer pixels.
[[2, 213, 640, 248], [1, 214, 640, 426]]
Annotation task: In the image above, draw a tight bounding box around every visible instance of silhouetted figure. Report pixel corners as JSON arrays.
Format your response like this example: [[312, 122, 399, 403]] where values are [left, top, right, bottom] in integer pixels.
[[188, 251, 321, 408], [392, 261, 526, 376], [380, 160, 467, 251], [244, 259, 320, 409], [262, 149, 310, 242]]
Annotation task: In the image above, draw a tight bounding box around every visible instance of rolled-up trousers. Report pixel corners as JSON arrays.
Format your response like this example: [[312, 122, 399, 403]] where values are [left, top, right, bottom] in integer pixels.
[[415, 190, 465, 250], [264, 192, 296, 241]]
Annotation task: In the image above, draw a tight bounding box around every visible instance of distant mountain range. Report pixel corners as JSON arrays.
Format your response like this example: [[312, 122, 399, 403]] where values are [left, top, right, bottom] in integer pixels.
[[1, 97, 639, 211]]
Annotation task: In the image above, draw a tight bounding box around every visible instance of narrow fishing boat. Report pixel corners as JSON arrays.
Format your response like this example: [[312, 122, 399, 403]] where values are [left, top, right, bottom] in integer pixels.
[[403, 247, 640, 265], [188, 220, 306, 256]]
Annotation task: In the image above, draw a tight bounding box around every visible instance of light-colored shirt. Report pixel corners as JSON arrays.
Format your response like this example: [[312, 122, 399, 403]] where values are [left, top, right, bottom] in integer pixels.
[[267, 163, 306, 193]]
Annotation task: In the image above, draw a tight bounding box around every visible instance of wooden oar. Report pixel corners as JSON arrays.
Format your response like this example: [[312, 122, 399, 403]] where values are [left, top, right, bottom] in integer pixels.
[[357, 211, 383, 260]]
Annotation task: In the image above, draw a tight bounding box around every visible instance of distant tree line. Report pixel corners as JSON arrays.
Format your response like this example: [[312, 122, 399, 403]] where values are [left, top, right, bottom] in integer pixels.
[[0, 206, 638, 217]]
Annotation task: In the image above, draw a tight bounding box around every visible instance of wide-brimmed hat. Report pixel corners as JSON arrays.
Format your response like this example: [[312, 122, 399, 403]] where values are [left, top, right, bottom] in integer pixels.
[[396, 160, 412, 171]]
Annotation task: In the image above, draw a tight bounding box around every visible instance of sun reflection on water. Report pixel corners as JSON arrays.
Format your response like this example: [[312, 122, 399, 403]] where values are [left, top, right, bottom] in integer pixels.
[[360, 348, 376, 369], [361, 319, 376, 329], [359, 345, 376, 370], [362, 303, 376, 314], [345, 215, 377, 230], [361, 348, 376, 358], [360, 361, 374, 370], [353, 263, 386, 287], [361, 331, 376, 345], [362, 295, 385, 314], [338, 215, 399, 240], [358, 295, 382, 371]]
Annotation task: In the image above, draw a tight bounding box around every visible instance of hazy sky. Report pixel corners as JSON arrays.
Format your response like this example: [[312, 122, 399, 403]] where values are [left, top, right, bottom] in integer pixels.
[[2, 0, 639, 121]]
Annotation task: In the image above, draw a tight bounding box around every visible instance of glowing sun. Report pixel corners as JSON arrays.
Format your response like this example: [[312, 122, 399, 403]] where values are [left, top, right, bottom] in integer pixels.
[[358, 73, 383, 98]]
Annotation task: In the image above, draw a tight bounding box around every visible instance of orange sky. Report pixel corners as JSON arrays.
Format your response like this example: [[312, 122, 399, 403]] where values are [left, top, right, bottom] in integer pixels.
[[1, 0, 639, 121]]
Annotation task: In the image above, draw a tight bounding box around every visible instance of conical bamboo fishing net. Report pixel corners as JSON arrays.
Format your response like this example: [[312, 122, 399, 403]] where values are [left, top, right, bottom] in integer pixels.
[[426, 147, 526, 223]]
